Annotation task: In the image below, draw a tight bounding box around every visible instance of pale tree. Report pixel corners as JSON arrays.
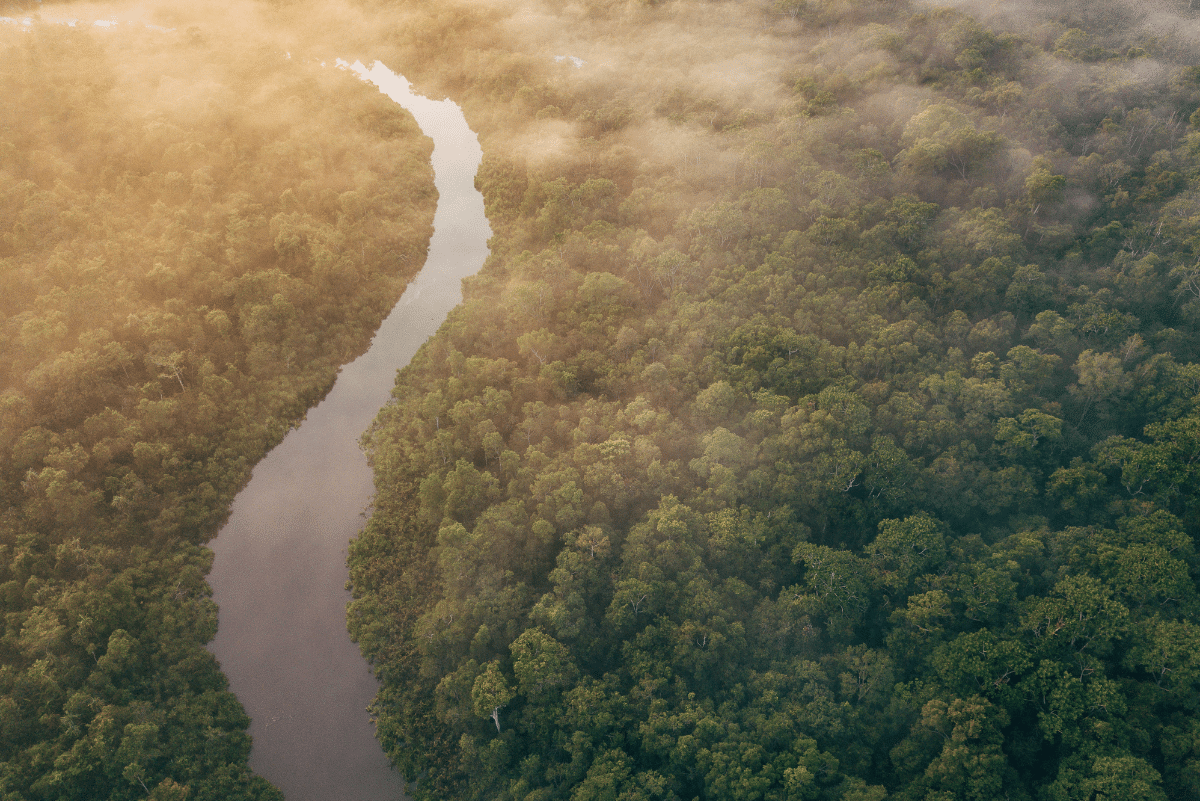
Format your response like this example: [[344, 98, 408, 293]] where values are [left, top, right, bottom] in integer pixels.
[[472, 659, 515, 733]]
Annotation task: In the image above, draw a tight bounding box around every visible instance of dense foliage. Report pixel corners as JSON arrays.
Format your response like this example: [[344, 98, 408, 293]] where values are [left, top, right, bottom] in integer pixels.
[[348, 1, 1200, 799], [0, 22, 435, 800]]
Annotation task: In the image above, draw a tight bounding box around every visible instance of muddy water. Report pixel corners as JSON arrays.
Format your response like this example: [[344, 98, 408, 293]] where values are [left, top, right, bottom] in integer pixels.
[[207, 62, 491, 801]]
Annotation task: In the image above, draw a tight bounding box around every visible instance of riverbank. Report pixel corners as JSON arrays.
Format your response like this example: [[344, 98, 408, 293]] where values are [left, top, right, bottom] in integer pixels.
[[0, 22, 435, 800], [207, 60, 490, 801]]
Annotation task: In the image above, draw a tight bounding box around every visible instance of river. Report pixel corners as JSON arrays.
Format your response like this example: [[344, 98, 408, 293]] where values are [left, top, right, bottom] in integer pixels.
[[206, 62, 491, 801]]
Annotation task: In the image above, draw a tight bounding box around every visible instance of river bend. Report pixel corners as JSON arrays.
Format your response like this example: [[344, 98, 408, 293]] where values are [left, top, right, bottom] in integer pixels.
[[207, 62, 491, 801]]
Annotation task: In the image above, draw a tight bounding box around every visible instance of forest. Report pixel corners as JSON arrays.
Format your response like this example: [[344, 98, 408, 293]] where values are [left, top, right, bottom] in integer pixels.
[[4, 0, 1200, 799], [0, 15, 435, 801], [346, 0, 1200, 799]]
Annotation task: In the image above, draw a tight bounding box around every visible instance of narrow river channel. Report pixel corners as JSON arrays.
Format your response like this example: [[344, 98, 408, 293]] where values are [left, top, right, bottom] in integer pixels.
[[207, 62, 492, 801]]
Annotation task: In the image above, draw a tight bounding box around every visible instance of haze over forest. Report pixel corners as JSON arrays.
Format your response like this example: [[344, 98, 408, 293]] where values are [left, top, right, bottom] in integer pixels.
[[5, 0, 1200, 799]]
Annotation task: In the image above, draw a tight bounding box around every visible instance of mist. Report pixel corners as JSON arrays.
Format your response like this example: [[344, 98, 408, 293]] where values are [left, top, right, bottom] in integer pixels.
[[6, 0, 1200, 799]]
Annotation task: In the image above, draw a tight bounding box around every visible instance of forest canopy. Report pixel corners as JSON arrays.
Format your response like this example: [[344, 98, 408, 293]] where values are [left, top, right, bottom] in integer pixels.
[[343, 0, 1200, 800], [6, 0, 1200, 799]]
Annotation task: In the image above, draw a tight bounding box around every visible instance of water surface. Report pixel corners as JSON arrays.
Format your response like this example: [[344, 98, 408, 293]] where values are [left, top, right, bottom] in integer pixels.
[[207, 62, 491, 801]]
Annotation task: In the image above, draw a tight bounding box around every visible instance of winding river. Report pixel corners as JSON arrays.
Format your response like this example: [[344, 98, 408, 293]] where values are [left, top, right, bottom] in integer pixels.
[[207, 62, 491, 801]]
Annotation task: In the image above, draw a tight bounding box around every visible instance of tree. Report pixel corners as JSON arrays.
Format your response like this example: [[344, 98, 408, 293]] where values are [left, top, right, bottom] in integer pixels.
[[917, 696, 1013, 801], [791, 544, 874, 639], [897, 104, 1005, 182], [1070, 350, 1132, 426], [866, 514, 948, 594], [510, 628, 578, 700], [472, 660, 515, 733], [1045, 754, 1168, 801]]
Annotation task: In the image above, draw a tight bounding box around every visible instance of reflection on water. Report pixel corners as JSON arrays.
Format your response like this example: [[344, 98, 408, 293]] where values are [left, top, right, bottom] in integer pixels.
[[207, 62, 491, 801]]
